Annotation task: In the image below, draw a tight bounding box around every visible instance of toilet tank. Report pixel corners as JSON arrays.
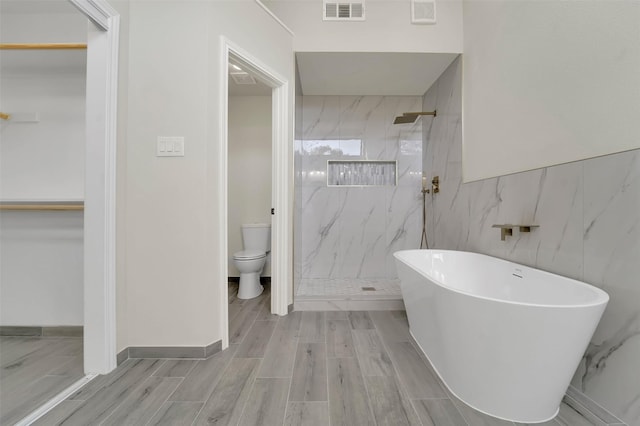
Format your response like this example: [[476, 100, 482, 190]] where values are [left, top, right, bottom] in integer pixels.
[[241, 223, 271, 253]]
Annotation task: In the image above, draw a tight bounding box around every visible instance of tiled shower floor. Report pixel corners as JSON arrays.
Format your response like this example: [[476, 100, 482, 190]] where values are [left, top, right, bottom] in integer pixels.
[[296, 277, 402, 297]]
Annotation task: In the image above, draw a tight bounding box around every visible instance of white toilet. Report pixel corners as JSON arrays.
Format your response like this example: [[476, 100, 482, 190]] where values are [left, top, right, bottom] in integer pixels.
[[233, 223, 271, 299]]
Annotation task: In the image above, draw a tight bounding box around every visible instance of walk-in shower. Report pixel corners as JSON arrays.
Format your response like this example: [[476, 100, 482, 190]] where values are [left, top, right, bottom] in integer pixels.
[[294, 95, 427, 309]]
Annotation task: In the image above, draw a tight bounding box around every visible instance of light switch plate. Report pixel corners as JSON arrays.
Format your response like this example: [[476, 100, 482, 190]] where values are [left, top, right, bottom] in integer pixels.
[[157, 136, 185, 157]]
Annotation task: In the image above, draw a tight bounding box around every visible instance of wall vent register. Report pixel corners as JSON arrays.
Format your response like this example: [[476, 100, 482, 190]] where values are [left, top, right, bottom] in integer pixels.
[[324, 1, 365, 20], [327, 160, 396, 186], [411, 0, 436, 24]]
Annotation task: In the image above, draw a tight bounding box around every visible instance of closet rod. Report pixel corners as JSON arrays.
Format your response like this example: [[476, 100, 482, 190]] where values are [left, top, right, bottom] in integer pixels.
[[0, 43, 87, 50], [0, 203, 84, 211]]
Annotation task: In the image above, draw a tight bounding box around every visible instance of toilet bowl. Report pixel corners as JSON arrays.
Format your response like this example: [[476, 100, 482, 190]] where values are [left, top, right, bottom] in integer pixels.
[[233, 223, 271, 300], [233, 249, 266, 299]]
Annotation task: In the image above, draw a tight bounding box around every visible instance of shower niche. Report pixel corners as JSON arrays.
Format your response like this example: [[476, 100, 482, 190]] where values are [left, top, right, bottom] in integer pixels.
[[327, 160, 397, 187]]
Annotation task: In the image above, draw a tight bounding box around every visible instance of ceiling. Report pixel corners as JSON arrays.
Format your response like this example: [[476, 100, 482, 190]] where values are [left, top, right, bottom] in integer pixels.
[[227, 58, 272, 96], [0, 0, 77, 14], [228, 74, 272, 96], [2, 2, 456, 97], [296, 52, 459, 96]]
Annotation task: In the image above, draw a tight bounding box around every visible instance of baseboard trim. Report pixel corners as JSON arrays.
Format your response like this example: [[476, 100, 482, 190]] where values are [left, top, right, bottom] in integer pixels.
[[119, 339, 223, 361], [288, 303, 294, 313], [0, 325, 83, 337], [117, 348, 129, 365], [564, 386, 626, 425], [204, 340, 222, 358]]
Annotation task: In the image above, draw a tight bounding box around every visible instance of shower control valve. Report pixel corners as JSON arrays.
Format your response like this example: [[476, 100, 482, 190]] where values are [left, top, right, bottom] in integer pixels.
[[431, 176, 440, 194]]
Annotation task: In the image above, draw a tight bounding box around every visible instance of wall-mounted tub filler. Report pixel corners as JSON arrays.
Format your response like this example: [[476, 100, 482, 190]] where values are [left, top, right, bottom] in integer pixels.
[[492, 224, 539, 241]]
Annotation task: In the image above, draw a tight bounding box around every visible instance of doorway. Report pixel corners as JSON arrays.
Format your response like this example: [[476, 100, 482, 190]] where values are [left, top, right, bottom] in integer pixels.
[[227, 59, 274, 340], [219, 39, 291, 349]]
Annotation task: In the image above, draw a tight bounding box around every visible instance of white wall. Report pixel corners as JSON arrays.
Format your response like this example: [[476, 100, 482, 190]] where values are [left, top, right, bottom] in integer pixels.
[[294, 62, 303, 296], [228, 96, 272, 277], [462, 0, 640, 182], [0, 8, 86, 327], [264, 0, 463, 53], [0, 74, 86, 200], [0, 10, 86, 200], [122, 1, 293, 348], [0, 212, 84, 326]]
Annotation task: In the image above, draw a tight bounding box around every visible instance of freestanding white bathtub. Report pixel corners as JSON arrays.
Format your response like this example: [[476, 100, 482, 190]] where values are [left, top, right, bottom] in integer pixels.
[[394, 249, 609, 424]]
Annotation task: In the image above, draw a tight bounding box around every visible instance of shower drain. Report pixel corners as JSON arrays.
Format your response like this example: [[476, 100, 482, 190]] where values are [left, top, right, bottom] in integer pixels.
[[361, 287, 376, 291]]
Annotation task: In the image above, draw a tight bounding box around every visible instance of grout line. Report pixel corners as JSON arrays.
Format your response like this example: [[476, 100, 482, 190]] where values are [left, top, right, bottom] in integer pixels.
[[235, 358, 263, 426], [141, 377, 187, 426], [350, 312, 379, 426], [283, 334, 301, 426], [190, 346, 237, 425], [372, 312, 457, 426], [408, 399, 427, 426], [324, 312, 332, 426], [181, 359, 198, 378], [367, 311, 405, 425], [96, 362, 164, 426], [189, 403, 201, 426]]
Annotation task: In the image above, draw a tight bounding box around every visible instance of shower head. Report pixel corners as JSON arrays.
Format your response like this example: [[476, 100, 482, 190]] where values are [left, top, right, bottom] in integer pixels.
[[393, 110, 437, 125], [393, 115, 418, 124]]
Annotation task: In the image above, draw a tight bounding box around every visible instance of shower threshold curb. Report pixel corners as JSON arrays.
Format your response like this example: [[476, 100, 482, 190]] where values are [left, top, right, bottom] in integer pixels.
[[294, 296, 405, 311]]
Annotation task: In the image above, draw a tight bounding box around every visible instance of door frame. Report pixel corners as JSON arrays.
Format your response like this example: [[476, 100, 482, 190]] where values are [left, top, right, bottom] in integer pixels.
[[219, 36, 290, 349], [69, 0, 119, 374]]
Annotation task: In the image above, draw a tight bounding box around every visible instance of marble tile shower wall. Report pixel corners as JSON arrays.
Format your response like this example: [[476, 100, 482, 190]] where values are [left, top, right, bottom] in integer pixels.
[[297, 96, 423, 280], [294, 68, 303, 295], [422, 56, 640, 425]]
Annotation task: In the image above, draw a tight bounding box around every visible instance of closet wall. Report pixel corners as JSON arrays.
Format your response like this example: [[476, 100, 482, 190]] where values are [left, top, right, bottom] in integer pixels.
[[0, 6, 87, 326]]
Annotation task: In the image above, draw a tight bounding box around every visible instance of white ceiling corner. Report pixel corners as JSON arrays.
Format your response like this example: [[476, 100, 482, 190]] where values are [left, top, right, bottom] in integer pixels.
[[295, 52, 459, 96]]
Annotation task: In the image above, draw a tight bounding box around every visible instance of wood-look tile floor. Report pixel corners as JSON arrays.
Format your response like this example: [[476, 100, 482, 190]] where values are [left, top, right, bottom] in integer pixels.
[[0, 335, 84, 425], [32, 284, 598, 426]]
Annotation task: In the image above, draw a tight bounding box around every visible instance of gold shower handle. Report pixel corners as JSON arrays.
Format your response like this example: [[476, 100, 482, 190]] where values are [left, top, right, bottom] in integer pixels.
[[431, 176, 440, 194]]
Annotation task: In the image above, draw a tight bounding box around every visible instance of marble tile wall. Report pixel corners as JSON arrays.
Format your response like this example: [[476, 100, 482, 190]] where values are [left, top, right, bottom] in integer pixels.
[[294, 64, 303, 296], [295, 95, 423, 282], [423, 56, 640, 425]]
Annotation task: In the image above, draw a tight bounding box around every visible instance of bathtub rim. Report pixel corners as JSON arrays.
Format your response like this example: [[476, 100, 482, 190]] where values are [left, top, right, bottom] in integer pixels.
[[394, 249, 609, 309]]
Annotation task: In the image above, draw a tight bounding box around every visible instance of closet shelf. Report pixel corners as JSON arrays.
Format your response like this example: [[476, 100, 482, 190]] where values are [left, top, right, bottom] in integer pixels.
[[0, 202, 84, 211], [0, 43, 87, 50]]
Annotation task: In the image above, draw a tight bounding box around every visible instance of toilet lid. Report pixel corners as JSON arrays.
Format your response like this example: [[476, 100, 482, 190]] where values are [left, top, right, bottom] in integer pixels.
[[233, 250, 266, 260]]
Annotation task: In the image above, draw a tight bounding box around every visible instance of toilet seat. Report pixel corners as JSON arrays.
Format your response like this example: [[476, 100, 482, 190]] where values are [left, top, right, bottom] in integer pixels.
[[233, 249, 266, 261]]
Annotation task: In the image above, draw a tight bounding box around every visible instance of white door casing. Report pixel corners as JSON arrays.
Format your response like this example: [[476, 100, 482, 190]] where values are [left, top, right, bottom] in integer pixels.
[[68, 0, 119, 374], [219, 36, 291, 349]]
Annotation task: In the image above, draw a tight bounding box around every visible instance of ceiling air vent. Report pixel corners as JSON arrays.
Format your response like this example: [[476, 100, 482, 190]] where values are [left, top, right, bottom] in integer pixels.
[[411, 0, 436, 24], [230, 72, 256, 85], [324, 1, 365, 21]]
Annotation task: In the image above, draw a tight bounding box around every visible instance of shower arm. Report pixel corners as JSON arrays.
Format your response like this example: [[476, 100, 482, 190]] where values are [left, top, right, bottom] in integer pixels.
[[404, 111, 437, 117], [393, 110, 437, 125]]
